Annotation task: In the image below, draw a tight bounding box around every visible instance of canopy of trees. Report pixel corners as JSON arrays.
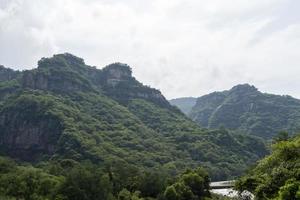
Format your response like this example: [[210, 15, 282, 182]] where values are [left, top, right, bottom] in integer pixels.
[[235, 134, 300, 199]]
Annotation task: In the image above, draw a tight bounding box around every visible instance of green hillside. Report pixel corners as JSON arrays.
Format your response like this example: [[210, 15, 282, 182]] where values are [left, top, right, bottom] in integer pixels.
[[0, 54, 269, 199], [187, 84, 300, 139]]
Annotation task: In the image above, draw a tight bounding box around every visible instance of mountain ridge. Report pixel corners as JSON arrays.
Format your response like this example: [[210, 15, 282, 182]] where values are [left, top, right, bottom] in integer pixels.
[[171, 84, 300, 139], [0, 54, 267, 181]]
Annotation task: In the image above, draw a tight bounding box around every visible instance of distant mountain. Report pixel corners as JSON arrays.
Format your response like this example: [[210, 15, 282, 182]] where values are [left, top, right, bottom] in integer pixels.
[[169, 97, 197, 115], [0, 54, 267, 181], [186, 84, 300, 139]]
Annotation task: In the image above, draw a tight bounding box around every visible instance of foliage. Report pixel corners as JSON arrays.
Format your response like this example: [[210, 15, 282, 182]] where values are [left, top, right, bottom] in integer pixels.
[[163, 167, 210, 200], [0, 54, 268, 182], [0, 156, 225, 200], [235, 134, 300, 199], [186, 84, 300, 139]]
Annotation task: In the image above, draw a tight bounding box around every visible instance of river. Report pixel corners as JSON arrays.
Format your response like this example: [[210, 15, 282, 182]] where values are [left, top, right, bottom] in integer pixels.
[[210, 180, 254, 199]]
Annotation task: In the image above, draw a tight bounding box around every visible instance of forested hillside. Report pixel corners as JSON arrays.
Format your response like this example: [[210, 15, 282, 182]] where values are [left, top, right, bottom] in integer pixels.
[[0, 53, 268, 199], [173, 84, 300, 139], [236, 133, 300, 200]]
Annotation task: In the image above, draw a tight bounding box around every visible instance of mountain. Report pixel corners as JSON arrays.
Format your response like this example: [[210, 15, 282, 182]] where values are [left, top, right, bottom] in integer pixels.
[[169, 97, 197, 115], [0, 54, 267, 181], [177, 84, 300, 139]]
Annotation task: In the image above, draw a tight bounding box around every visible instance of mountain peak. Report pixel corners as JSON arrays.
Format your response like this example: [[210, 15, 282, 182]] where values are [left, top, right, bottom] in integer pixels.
[[188, 83, 300, 139], [102, 63, 133, 87], [38, 53, 86, 69], [103, 62, 132, 75], [230, 84, 258, 93]]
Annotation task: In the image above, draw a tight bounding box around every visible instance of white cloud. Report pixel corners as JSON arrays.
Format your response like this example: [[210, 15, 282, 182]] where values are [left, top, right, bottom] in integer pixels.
[[0, 0, 300, 98]]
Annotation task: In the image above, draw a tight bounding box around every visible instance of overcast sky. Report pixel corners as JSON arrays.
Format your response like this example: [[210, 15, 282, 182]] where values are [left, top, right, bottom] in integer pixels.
[[1, 0, 300, 99]]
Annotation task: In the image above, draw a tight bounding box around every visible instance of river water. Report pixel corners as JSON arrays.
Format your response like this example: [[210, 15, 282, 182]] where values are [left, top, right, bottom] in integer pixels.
[[211, 188, 239, 197], [210, 181, 254, 199], [210, 181, 238, 198]]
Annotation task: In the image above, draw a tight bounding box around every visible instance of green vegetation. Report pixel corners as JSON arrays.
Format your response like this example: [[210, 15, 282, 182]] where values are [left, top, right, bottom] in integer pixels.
[[0, 53, 268, 181], [164, 167, 210, 200], [175, 84, 300, 139], [0, 156, 227, 200], [235, 133, 300, 199], [0, 54, 273, 199]]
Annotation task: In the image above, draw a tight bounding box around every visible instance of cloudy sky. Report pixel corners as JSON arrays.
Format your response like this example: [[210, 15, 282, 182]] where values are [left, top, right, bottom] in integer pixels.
[[1, 0, 300, 99]]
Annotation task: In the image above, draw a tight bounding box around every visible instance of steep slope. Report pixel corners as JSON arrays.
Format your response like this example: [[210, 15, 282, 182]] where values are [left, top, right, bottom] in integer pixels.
[[189, 84, 300, 139], [0, 65, 21, 82], [0, 54, 267, 180], [169, 97, 197, 115]]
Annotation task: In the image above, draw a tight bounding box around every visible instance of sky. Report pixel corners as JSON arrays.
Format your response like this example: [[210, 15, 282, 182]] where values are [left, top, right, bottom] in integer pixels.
[[1, 0, 300, 99]]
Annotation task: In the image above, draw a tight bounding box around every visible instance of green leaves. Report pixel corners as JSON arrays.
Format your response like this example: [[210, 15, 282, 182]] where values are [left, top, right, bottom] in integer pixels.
[[164, 167, 210, 200], [236, 134, 300, 199], [278, 179, 300, 200], [0, 54, 272, 200], [188, 84, 300, 140], [0, 163, 63, 200]]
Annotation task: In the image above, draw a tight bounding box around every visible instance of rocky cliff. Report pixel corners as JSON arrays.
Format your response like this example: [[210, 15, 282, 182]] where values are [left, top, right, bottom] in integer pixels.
[[100, 62, 175, 110], [0, 53, 179, 161], [0, 65, 20, 82], [0, 94, 62, 160]]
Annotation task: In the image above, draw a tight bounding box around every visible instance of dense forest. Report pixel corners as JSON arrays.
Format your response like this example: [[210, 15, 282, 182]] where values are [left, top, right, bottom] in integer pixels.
[[0, 53, 270, 199], [0, 155, 216, 200], [171, 84, 300, 139], [236, 133, 300, 199]]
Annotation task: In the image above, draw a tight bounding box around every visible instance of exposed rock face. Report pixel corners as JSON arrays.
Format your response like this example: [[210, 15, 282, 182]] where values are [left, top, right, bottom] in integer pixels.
[[102, 63, 132, 87], [0, 65, 20, 82], [0, 54, 179, 161], [0, 54, 269, 180], [21, 69, 93, 93], [18, 54, 174, 113], [21, 54, 95, 93], [101, 63, 174, 110], [0, 107, 62, 161], [22, 70, 49, 90]]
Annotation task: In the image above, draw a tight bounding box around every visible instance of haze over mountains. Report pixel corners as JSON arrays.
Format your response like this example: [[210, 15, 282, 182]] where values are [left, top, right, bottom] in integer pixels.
[[168, 97, 197, 115], [170, 84, 300, 139]]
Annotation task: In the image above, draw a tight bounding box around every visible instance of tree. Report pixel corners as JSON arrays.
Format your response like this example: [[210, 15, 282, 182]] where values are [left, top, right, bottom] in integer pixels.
[[118, 189, 143, 200], [137, 171, 167, 198], [163, 167, 210, 200], [273, 131, 289, 143], [164, 186, 178, 200], [278, 179, 300, 200]]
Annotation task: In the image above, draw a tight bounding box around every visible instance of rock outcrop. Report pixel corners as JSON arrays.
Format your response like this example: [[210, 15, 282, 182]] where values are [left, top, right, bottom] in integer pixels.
[[0, 65, 20, 82], [0, 98, 62, 161], [102, 63, 133, 87], [100, 62, 174, 110]]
